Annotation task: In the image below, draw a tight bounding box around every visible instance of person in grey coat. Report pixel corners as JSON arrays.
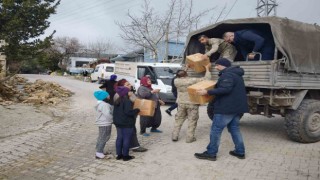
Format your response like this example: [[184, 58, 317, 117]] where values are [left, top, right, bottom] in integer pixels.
[[93, 90, 113, 159], [137, 76, 165, 136]]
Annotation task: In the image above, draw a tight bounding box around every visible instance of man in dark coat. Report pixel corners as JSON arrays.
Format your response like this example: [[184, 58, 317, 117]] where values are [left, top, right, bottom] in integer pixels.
[[194, 58, 248, 161], [165, 70, 184, 116], [99, 74, 117, 105], [223, 29, 275, 60]]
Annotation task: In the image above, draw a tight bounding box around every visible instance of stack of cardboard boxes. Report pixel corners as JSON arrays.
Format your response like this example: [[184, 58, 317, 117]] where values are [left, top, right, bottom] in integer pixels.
[[186, 53, 210, 73], [186, 53, 215, 104]]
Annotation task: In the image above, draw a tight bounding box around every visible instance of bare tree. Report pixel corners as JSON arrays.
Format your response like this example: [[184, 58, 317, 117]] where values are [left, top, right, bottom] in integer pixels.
[[86, 38, 118, 58], [116, 0, 224, 62], [53, 36, 82, 69]]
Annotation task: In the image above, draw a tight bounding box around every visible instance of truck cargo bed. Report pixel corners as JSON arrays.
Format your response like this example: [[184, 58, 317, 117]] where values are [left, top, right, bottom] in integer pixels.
[[188, 60, 320, 90]]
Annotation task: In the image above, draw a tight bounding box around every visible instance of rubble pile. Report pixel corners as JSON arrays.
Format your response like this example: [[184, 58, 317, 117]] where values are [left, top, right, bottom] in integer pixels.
[[0, 75, 28, 105], [23, 79, 73, 105], [0, 75, 73, 106]]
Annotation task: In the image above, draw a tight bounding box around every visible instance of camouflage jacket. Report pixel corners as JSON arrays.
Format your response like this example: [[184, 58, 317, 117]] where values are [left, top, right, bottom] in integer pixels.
[[174, 70, 212, 104], [205, 38, 237, 61]]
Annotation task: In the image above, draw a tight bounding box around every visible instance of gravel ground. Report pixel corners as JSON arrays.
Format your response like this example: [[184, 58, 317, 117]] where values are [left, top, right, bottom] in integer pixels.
[[0, 74, 319, 180]]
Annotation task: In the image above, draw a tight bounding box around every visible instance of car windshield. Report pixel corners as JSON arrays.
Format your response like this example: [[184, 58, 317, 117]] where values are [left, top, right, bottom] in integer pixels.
[[154, 67, 179, 78], [106, 67, 114, 72], [94, 66, 99, 72], [154, 67, 180, 85]]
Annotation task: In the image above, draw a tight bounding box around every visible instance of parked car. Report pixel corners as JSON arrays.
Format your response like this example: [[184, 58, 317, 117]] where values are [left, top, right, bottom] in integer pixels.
[[91, 63, 115, 83], [115, 62, 181, 103]]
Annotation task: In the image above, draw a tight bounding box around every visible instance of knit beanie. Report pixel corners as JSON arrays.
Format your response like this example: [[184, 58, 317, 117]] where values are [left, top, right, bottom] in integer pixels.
[[215, 58, 231, 67], [110, 74, 117, 81], [94, 90, 110, 101], [115, 86, 130, 97]]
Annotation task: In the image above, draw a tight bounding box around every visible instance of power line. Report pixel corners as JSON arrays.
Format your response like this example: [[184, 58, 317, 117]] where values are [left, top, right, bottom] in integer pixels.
[[51, 0, 117, 21], [50, 0, 139, 26], [223, 0, 238, 20]]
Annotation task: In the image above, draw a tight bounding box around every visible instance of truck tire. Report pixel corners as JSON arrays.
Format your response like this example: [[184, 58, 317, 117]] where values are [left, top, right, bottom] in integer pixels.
[[285, 99, 320, 143], [207, 101, 214, 120]]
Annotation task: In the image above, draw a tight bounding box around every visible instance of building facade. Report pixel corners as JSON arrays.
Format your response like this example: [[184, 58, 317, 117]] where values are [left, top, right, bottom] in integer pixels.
[[144, 41, 184, 62], [111, 41, 184, 63]]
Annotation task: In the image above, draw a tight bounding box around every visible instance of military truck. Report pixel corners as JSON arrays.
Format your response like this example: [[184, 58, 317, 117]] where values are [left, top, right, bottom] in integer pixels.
[[184, 17, 320, 143]]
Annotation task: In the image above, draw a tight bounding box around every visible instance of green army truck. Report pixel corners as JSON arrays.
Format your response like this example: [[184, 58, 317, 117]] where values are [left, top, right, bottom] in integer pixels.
[[184, 17, 320, 143]]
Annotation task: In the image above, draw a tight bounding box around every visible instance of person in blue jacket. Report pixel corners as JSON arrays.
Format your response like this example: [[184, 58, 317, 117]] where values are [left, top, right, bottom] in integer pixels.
[[223, 29, 275, 60], [194, 58, 248, 161]]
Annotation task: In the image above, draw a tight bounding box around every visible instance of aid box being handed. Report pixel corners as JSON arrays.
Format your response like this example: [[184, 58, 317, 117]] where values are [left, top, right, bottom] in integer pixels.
[[187, 80, 216, 104], [186, 53, 210, 73], [133, 99, 156, 117]]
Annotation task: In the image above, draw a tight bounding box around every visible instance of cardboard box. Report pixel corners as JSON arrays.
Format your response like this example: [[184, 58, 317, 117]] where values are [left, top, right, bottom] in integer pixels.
[[186, 53, 210, 73], [133, 99, 156, 117], [187, 80, 216, 104]]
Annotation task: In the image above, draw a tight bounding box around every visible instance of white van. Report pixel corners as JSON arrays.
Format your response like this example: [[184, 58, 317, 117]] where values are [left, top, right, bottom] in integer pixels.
[[91, 63, 115, 83], [115, 62, 181, 102]]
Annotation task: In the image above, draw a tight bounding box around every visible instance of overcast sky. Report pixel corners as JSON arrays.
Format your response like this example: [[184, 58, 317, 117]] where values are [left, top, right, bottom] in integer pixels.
[[46, 0, 320, 52]]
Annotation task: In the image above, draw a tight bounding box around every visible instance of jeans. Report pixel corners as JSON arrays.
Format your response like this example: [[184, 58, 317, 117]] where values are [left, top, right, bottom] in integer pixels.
[[207, 114, 245, 156], [116, 127, 134, 156], [96, 126, 112, 153], [168, 103, 178, 111]]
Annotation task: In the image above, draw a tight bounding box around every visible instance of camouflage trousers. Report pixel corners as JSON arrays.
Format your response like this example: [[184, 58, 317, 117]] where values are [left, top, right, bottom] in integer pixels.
[[172, 103, 199, 142]]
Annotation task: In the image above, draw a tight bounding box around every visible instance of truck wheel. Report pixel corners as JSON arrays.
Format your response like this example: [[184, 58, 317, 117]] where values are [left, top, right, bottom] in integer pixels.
[[207, 101, 214, 120], [285, 99, 320, 143]]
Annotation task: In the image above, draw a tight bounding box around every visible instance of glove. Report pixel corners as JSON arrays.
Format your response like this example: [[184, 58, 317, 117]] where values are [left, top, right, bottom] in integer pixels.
[[133, 108, 140, 114]]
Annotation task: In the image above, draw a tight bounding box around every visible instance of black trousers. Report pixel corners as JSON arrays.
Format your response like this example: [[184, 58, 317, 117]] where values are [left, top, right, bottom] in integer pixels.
[[130, 127, 140, 148], [140, 105, 162, 134]]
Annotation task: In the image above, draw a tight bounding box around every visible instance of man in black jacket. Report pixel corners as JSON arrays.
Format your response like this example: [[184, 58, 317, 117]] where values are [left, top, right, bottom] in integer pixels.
[[165, 70, 184, 116], [99, 74, 117, 105], [194, 58, 248, 161]]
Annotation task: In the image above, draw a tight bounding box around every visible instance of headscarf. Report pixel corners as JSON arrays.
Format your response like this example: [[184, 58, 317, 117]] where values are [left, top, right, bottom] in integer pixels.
[[114, 79, 128, 90], [115, 86, 130, 97], [140, 76, 153, 90]]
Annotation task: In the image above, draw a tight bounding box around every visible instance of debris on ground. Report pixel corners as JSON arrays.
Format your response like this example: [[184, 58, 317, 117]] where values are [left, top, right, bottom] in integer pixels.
[[0, 75, 73, 106]]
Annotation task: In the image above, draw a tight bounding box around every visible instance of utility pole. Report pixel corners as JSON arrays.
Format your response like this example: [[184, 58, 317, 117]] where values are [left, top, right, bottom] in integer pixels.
[[256, 0, 278, 17]]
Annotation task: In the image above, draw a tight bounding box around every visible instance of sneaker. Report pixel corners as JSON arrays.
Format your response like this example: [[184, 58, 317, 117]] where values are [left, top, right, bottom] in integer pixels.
[[132, 147, 148, 152], [165, 109, 172, 116], [229, 151, 245, 159], [150, 129, 162, 133], [194, 152, 217, 161], [142, 133, 150, 137], [95, 152, 105, 159], [116, 155, 123, 160], [123, 155, 135, 161]]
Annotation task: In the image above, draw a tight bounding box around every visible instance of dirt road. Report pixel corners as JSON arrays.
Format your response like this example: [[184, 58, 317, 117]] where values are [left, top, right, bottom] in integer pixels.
[[0, 74, 319, 180]]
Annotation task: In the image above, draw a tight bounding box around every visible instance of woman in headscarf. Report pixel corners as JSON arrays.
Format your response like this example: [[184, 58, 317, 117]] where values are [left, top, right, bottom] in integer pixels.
[[137, 76, 164, 136], [113, 79, 148, 152], [99, 74, 118, 105]]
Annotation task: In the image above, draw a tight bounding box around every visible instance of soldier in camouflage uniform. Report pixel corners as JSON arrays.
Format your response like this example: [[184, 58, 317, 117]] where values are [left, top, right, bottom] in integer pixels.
[[198, 35, 237, 62], [172, 63, 212, 143]]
